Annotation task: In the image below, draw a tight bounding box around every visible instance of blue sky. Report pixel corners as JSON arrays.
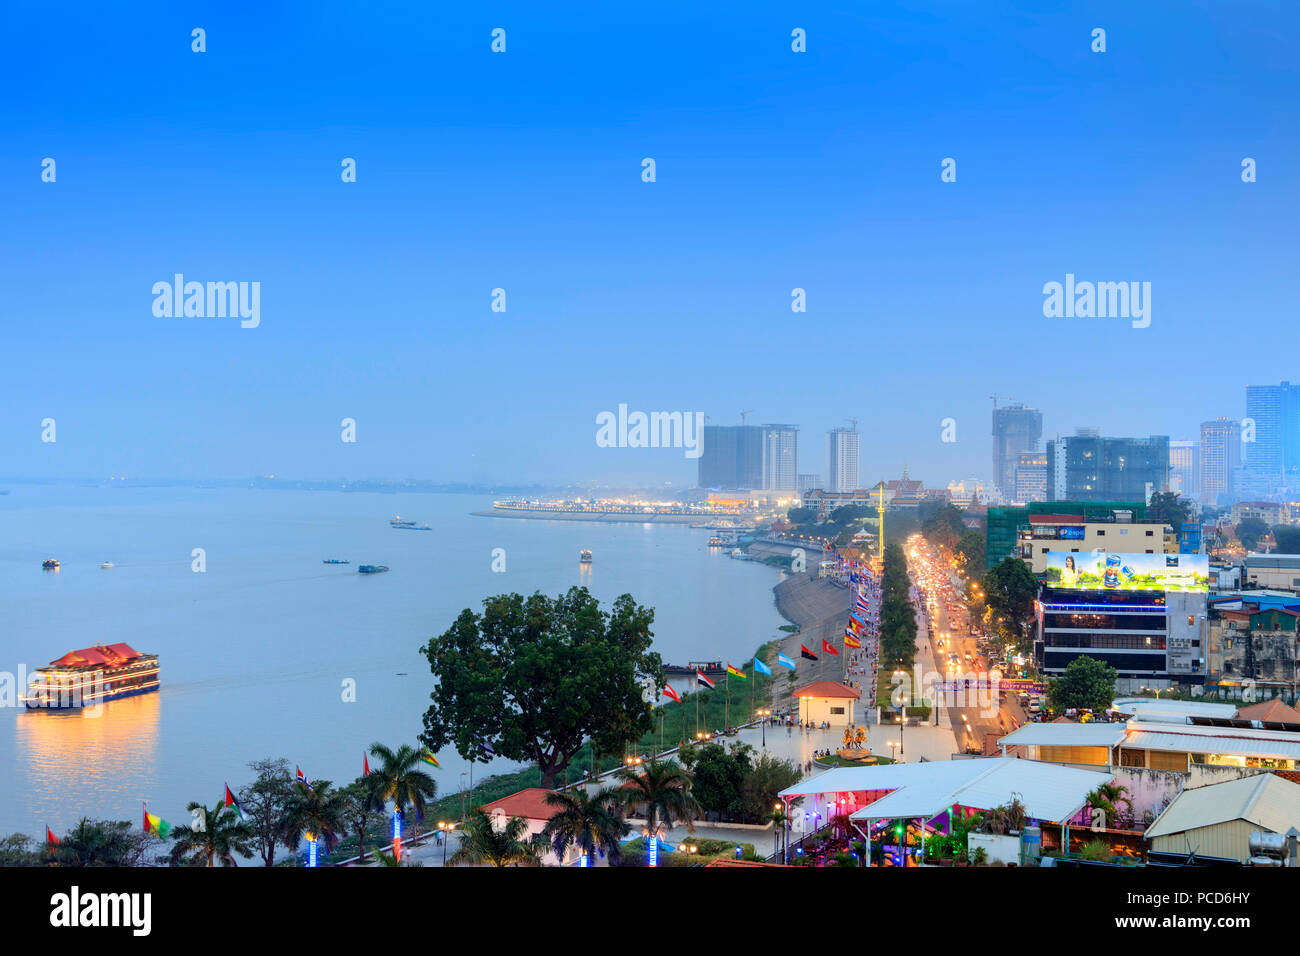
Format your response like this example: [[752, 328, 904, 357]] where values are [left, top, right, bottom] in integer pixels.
[[2, 1, 1297, 487]]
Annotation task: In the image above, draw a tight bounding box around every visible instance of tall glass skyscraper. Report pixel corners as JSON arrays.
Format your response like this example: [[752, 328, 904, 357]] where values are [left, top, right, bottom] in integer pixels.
[[1243, 381, 1300, 498], [1045, 433, 1169, 502], [992, 403, 1043, 497], [697, 425, 763, 489], [1200, 417, 1241, 507]]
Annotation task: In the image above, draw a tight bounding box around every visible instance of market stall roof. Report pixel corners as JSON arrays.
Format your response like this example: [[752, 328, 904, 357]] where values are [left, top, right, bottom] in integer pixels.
[[998, 722, 1127, 749], [779, 757, 1112, 825], [1145, 773, 1300, 840]]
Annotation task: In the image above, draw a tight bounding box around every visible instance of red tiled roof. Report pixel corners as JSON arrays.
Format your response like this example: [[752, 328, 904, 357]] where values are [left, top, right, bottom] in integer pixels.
[[1236, 699, 1300, 724], [478, 788, 564, 822], [792, 681, 861, 700]]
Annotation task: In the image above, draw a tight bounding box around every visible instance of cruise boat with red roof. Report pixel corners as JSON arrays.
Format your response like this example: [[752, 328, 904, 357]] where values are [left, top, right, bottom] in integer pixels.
[[22, 642, 160, 709]]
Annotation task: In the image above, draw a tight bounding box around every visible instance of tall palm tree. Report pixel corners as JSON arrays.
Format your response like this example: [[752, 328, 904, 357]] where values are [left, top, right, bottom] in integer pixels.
[[168, 801, 254, 867], [282, 778, 349, 861], [613, 759, 701, 838], [367, 743, 438, 828], [541, 787, 629, 865], [448, 808, 542, 867]]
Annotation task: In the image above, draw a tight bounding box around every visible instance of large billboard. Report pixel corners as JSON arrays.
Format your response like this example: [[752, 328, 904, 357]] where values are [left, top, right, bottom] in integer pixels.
[[1043, 551, 1209, 592]]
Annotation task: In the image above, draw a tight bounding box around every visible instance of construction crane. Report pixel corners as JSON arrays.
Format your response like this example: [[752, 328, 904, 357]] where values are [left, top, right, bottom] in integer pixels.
[[740, 409, 754, 425], [843, 418, 859, 431], [989, 394, 1013, 410]]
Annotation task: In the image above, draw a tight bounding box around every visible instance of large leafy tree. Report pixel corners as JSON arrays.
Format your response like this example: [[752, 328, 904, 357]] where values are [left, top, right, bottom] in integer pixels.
[[448, 808, 541, 867], [168, 801, 254, 867], [240, 757, 295, 867], [541, 787, 629, 864], [954, 529, 987, 578], [921, 503, 966, 551], [689, 743, 750, 820], [983, 557, 1038, 640], [340, 779, 383, 863], [420, 587, 663, 788], [1047, 656, 1118, 713], [1236, 517, 1269, 551], [1273, 525, 1300, 553], [614, 759, 701, 835], [1147, 492, 1194, 532], [46, 819, 155, 867]]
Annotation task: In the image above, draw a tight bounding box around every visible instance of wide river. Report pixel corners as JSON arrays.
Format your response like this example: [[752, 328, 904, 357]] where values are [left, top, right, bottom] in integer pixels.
[[0, 486, 784, 838]]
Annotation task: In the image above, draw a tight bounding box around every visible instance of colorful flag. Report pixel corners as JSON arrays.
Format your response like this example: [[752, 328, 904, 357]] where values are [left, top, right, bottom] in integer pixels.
[[364, 752, 371, 776], [753, 656, 772, 676], [420, 746, 441, 768], [224, 783, 248, 822], [727, 664, 747, 680], [45, 826, 60, 845], [844, 633, 862, 649], [776, 653, 797, 670], [482, 741, 496, 758], [662, 683, 682, 703], [822, 639, 840, 656], [296, 766, 314, 791], [143, 805, 172, 839], [696, 671, 715, 689], [800, 645, 819, 661]]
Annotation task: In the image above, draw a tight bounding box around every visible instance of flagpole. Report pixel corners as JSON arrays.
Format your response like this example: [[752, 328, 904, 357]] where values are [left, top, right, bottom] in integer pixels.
[[725, 670, 730, 731]]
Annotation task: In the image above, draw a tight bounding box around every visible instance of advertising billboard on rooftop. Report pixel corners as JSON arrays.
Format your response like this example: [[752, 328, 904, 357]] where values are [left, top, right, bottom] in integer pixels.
[[1042, 551, 1209, 592]]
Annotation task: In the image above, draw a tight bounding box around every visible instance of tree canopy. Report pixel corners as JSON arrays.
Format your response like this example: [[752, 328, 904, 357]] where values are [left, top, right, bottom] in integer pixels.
[[983, 557, 1038, 645], [420, 587, 663, 788], [1146, 492, 1194, 532], [1273, 525, 1300, 553], [1236, 516, 1269, 551], [921, 503, 966, 551], [1047, 656, 1118, 713]]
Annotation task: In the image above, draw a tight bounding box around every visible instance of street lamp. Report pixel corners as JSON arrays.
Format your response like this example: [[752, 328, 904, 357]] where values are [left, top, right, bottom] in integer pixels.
[[756, 708, 771, 746], [436, 820, 456, 866]]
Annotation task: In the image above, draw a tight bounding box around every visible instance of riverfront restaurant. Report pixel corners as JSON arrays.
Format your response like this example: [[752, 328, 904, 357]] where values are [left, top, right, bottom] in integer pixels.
[[778, 758, 1112, 866]]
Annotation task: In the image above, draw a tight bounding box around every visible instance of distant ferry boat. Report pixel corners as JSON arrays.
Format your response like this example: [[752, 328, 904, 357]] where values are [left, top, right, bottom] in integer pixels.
[[100, 561, 115, 569], [22, 642, 160, 709], [707, 536, 725, 547], [358, 564, 389, 574], [323, 559, 350, 564], [580, 549, 593, 564], [389, 515, 431, 530], [42, 559, 59, 570]]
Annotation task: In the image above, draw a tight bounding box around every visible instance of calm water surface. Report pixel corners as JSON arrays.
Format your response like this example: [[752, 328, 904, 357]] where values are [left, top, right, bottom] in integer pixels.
[[0, 487, 783, 836]]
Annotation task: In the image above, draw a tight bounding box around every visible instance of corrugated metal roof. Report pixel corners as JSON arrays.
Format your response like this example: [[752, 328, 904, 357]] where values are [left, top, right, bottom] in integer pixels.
[[1123, 730, 1300, 761], [777, 757, 1112, 824], [1145, 773, 1300, 839], [998, 723, 1126, 748]]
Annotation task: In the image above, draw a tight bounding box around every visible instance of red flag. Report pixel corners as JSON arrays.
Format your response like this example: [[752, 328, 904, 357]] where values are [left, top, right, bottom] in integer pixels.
[[662, 683, 682, 704], [800, 645, 818, 661], [822, 639, 840, 656], [364, 752, 371, 776], [46, 826, 60, 845]]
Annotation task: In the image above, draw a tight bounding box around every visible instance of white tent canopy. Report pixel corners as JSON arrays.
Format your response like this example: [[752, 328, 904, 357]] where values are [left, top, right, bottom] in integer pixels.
[[778, 757, 1113, 825]]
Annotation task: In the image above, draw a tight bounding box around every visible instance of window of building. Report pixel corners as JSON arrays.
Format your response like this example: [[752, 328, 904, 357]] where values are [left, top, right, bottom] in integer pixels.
[[1146, 549, 1154, 553], [829, 706, 845, 715], [1097, 530, 1106, 536], [1146, 530, 1154, 536]]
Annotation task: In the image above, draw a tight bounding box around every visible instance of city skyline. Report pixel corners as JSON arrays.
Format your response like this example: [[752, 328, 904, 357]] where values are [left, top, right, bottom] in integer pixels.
[[3, 3, 1297, 487]]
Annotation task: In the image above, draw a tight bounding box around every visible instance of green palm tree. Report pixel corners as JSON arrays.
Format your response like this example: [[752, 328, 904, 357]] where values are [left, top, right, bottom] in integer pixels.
[[1086, 782, 1131, 828], [613, 759, 701, 838], [367, 743, 438, 829], [448, 808, 542, 867], [541, 787, 629, 865], [168, 801, 254, 867], [282, 778, 349, 861]]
